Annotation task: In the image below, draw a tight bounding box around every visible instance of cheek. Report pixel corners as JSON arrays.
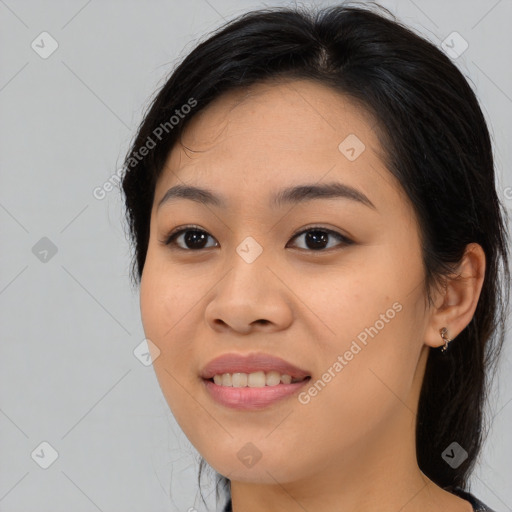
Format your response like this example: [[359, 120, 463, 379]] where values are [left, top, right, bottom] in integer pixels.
[[139, 255, 198, 346], [290, 306, 422, 470], [140, 266, 187, 393], [290, 251, 425, 437], [139, 258, 206, 419]]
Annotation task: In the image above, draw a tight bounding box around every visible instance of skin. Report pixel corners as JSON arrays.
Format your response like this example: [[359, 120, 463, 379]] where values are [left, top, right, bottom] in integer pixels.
[[139, 79, 485, 512]]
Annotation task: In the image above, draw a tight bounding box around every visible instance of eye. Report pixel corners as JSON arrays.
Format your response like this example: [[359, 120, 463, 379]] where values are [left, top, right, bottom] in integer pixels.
[[287, 226, 353, 251], [161, 225, 218, 250], [161, 225, 353, 252]]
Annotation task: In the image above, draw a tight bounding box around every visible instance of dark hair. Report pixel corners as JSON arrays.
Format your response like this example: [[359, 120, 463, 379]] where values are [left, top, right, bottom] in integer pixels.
[[120, 2, 510, 509]]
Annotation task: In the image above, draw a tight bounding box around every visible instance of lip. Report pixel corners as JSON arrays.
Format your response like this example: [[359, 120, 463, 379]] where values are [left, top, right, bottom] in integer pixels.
[[200, 352, 310, 380], [200, 352, 311, 411]]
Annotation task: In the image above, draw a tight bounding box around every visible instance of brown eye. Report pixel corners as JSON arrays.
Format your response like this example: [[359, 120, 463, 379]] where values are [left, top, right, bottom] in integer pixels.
[[163, 227, 218, 250], [287, 227, 353, 251]]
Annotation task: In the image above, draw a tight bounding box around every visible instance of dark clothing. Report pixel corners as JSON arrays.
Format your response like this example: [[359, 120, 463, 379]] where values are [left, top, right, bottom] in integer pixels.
[[222, 485, 496, 512], [445, 486, 496, 512]]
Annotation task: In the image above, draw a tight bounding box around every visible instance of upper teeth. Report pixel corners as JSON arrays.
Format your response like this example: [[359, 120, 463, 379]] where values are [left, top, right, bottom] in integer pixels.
[[212, 371, 303, 387]]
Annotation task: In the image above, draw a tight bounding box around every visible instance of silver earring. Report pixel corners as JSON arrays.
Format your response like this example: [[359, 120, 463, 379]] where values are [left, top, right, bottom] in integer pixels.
[[439, 327, 452, 353]]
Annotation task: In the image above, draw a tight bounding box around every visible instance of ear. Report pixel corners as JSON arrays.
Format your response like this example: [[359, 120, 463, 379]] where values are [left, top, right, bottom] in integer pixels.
[[424, 243, 486, 349]]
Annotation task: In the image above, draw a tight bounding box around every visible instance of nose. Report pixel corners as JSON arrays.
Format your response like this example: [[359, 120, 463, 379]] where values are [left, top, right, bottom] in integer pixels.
[[204, 251, 294, 335]]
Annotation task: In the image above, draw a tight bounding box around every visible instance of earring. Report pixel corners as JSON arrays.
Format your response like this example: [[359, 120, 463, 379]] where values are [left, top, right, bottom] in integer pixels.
[[439, 327, 452, 353]]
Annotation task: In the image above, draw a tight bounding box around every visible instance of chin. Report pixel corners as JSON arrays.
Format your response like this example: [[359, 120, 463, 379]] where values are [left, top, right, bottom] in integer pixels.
[[199, 441, 311, 486], [211, 461, 303, 485]]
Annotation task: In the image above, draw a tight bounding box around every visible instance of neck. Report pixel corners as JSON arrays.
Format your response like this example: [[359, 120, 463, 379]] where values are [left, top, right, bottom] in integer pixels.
[[229, 417, 432, 512]]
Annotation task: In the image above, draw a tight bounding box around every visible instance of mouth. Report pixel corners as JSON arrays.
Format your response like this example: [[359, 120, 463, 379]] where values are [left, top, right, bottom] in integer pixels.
[[200, 352, 312, 410]]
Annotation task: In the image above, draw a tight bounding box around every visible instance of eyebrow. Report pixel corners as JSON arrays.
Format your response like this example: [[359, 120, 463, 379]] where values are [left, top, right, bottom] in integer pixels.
[[157, 182, 376, 211]]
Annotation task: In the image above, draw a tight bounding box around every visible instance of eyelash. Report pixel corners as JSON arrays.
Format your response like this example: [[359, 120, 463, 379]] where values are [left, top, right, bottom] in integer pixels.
[[160, 224, 354, 252]]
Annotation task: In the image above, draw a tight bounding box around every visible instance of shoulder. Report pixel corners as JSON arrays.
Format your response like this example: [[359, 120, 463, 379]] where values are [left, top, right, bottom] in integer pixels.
[[444, 485, 497, 512]]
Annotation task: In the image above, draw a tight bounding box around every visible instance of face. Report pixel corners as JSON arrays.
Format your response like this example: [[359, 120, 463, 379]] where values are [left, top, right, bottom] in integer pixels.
[[140, 79, 432, 485]]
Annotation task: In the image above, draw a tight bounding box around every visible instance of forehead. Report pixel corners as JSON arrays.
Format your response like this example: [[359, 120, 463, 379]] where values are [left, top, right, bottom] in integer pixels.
[[154, 79, 400, 214], [177, 79, 376, 156]]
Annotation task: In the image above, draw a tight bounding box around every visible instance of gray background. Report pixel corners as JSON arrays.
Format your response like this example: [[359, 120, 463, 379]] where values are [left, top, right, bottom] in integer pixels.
[[0, 0, 511, 511]]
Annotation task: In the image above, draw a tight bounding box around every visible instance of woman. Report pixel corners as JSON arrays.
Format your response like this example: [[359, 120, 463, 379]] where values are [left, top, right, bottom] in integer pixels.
[[120, 3, 510, 511]]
